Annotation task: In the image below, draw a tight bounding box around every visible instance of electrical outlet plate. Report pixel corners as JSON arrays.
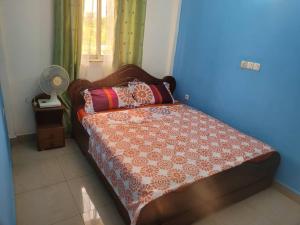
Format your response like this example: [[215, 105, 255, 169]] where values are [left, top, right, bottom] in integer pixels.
[[253, 63, 261, 71], [241, 60, 261, 72], [247, 62, 254, 70], [240, 60, 248, 69], [184, 94, 190, 101]]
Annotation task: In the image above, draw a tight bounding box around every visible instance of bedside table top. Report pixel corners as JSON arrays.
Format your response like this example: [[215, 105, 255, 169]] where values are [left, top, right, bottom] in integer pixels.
[[32, 94, 65, 112], [32, 104, 65, 112]]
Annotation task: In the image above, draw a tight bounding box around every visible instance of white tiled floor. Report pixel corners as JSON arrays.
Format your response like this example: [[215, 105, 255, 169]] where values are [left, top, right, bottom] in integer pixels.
[[12, 139, 300, 225]]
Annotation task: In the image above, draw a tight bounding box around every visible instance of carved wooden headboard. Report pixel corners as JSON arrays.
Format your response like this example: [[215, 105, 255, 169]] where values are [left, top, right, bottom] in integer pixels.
[[67, 64, 176, 111]]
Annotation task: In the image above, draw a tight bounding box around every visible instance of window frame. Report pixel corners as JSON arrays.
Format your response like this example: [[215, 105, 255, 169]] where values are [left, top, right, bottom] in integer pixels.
[[83, 0, 104, 62]]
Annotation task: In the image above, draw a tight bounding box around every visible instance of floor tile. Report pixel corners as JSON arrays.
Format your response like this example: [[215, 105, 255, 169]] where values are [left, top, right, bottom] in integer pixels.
[[16, 182, 78, 225], [67, 175, 112, 214], [58, 139, 83, 156], [212, 201, 273, 225], [82, 209, 104, 225], [12, 141, 54, 164], [13, 157, 65, 194], [244, 188, 300, 225], [57, 151, 94, 180], [192, 216, 217, 225], [12, 139, 80, 164], [52, 215, 84, 225], [82, 204, 125, 225], [12, 139, 300, 225]]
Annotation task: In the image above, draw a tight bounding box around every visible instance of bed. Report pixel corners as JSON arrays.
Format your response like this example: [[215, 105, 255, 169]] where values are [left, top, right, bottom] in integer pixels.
[[68, 64, 280, 225]]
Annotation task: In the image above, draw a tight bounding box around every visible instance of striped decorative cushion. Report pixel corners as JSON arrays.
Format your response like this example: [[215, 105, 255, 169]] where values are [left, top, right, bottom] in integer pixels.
[[83, 87, 137, 113], [129, 81, 174, 106]]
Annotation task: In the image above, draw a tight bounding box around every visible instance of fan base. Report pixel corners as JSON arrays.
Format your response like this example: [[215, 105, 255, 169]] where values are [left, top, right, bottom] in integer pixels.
[[38, 98, 61, 108]]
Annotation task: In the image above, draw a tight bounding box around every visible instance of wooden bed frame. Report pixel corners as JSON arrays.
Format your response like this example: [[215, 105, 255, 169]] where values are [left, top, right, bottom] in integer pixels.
[[68, 64, 280, 225]]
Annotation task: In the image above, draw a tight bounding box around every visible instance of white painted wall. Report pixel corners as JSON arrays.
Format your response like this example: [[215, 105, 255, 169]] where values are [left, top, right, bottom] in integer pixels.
[[0, 0, 53, 136], [142, 0, 181, 78], [0, 23, 16, 138], [0, 0, 181, 136]]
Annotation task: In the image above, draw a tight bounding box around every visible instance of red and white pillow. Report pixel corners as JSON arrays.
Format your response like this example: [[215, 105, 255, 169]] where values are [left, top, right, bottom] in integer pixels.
[[129, 81, 174, 106], [83, 81, 175, 114], [83, 86, 137, 114]]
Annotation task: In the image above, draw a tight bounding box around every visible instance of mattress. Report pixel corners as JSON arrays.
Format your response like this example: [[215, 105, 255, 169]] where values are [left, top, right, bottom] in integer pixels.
[[80, 104, 274, 225]]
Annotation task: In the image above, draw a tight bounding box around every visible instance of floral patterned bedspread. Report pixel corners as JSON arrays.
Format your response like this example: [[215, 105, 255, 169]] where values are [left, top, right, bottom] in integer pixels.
[[82, 104, 273, 225]]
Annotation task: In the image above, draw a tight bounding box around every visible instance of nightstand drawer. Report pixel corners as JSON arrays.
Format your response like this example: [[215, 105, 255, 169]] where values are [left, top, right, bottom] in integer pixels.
[[37, 126, 65, 150]]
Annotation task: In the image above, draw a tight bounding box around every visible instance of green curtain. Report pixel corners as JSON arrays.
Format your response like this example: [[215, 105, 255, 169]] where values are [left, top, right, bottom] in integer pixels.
[[53, 0, 83, 134], [113, 0, 147, 68]]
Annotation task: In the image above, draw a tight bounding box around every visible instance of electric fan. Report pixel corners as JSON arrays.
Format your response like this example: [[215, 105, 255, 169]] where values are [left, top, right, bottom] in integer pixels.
[[38, 65, 70, 108]]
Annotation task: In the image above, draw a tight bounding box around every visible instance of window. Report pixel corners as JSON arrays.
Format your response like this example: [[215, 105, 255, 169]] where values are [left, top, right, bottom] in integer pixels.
[[82, 0, 114, 59]]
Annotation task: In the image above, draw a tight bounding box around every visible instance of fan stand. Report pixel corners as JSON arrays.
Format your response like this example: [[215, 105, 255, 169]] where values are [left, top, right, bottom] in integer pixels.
[[38, 92, 61, 108]]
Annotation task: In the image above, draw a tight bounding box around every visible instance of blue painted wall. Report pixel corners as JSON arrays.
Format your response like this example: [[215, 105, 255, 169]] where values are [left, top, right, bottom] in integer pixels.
[[174, 0, 300, 194], [0, 87, 16, 225]]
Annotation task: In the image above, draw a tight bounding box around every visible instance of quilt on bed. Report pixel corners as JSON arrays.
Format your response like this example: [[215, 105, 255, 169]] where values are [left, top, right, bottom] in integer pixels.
[[81, 104, 274, 225]]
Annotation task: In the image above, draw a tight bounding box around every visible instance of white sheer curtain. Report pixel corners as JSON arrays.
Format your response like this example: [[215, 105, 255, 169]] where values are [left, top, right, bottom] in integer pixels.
[[79, 0, 115, 79]]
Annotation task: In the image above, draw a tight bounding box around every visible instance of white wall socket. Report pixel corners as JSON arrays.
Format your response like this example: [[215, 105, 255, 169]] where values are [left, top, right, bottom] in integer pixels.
[[240, 60, 248, 69], [253, 63, 261, 71], [241, 60, 261, 72], [247, 62, 254, 69], [184, 94, 190, 101]]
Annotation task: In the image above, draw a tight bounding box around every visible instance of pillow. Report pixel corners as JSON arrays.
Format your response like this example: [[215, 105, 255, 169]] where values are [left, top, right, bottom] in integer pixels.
[[129, 81, 174, 106], [83, 86, 136, 113]]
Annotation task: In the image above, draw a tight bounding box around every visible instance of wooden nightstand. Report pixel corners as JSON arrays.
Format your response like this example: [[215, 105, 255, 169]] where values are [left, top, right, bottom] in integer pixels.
[[32, 94, 65, 151]]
